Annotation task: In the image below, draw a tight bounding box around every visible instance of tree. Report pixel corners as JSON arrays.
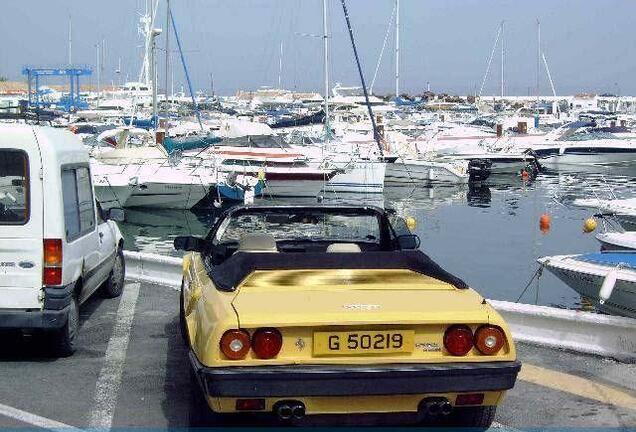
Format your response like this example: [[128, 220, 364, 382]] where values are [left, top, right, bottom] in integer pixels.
[[0, 76, 8, 82]]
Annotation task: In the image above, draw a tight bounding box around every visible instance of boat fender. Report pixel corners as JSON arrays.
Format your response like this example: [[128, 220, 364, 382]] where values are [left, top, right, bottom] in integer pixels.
[[599, 268, 618, 305]]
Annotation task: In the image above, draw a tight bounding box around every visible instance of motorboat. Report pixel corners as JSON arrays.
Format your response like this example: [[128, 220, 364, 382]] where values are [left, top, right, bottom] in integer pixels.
[[193, 134, 338, 198], [538, 252, 636, 319], [596, 231, 636, 251], [572, 197, 636, 231], [91, 126, 218, 210], [384, 158, 491, 186], [520, 122, 636, 169]]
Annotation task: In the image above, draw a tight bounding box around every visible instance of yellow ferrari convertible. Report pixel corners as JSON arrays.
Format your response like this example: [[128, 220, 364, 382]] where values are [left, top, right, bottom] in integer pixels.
[[174, 205, 520, 426]]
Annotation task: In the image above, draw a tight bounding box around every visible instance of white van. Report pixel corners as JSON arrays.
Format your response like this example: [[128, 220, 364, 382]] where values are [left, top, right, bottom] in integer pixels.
[[0, 124, 125, 356]]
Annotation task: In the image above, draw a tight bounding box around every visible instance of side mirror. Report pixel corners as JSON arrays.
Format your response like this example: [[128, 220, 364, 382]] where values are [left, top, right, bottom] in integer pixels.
[[106, 208, 125, 222], [174, 236, 205, 252], [397, 234, 420, 250]]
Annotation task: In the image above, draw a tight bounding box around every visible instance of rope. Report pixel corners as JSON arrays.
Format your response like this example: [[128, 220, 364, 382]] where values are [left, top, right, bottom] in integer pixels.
[[515, 263, 544, 303]]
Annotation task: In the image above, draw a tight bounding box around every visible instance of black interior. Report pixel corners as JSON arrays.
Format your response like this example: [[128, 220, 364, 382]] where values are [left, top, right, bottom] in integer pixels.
[[204, 250, 468, 292]]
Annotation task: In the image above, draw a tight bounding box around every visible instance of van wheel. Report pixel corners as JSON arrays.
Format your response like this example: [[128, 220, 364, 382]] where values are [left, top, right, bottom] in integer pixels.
[[102, 249, 125, 298], [51, 297, 79, 357]]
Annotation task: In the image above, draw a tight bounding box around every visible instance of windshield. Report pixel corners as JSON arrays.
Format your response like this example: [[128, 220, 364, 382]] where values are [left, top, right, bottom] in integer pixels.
[[0, 149, 29, 225], [214, 211, 382, 245]]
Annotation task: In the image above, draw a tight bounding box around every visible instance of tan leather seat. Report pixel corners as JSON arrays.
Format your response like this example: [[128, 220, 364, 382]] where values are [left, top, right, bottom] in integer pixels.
[[238, 233, 278, 253], [326, 243, 361, 253]]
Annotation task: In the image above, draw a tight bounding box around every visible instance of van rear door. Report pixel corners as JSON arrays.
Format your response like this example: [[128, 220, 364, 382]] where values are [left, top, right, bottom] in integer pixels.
[[0, 127, 43, 309]]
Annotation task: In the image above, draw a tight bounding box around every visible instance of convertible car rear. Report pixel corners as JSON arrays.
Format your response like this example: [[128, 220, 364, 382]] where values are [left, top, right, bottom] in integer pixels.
[[175, 205, 520, 426]]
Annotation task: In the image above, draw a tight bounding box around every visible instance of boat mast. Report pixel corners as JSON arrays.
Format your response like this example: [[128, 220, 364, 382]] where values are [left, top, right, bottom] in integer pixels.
[[339, 0, 383, 155], [536, 19, 541, 105], [68, 15, 72, 64], [395, 0, 400, 98], [323, 0, 330, 143], [95, 42, 101, 102], [170, 7, 203, 130], [278, 41, 283, 89], [500, 20, 504, 98], [165, 0, 170, 104], [164, 0, 171, 131], [151, 0, 158, 130]]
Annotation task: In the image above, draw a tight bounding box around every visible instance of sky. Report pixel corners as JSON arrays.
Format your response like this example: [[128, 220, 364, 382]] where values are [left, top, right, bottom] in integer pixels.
[[1, 0, 635, 96]]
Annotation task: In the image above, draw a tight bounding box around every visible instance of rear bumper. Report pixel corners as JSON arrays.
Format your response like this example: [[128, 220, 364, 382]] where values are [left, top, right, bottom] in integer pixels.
[[0, 305, 69, 329], [189, 351, 521, 398], [0, 284, 72, 330]]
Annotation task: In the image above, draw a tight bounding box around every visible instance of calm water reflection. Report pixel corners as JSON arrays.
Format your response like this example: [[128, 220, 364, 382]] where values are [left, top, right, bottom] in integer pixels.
[[119, 170, 636, 311]]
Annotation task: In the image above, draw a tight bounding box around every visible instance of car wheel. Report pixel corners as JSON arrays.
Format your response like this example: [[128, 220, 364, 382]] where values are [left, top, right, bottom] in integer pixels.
[[50, 296, 79, 357], [187, 367, 226, 426], [102, 249, 125, 298], [449, 405, 497, 429], [179, 282, 188, 344]]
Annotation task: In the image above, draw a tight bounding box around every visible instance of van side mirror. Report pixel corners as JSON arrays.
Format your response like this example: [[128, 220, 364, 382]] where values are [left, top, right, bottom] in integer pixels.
[[106, 208, 125, 222], [174, 236, 205, 252], [397, 234, 420, 250]]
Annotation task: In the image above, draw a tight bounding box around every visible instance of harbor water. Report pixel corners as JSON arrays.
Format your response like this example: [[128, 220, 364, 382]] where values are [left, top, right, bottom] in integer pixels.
[[118, 169, 636, 312]]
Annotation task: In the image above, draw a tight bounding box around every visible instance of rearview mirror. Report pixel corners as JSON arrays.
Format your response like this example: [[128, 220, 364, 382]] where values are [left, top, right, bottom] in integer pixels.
[[106, 208, 125, 222], [174, 236, 205, 252], [397, 234, 420, 250]]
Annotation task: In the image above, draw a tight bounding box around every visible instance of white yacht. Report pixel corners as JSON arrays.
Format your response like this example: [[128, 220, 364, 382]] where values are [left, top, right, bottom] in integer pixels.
[[91, 127, 218, 210]]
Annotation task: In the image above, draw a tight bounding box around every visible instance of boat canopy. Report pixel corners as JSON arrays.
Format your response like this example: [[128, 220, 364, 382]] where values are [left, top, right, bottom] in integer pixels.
[[218, 134, 291, 149], [577, 252, 636, 270]]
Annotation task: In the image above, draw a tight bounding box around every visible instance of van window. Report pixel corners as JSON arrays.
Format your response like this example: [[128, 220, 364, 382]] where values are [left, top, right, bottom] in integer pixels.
[[62, 166, 95, 240], [0, 149, 29, 225]]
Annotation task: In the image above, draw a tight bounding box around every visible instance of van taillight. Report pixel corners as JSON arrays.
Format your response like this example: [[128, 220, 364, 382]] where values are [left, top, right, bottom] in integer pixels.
[[43, 239, 62, 286]]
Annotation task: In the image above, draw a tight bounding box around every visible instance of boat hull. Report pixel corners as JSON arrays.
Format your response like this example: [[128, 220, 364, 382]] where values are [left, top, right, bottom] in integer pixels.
[[323, 162, 386, 194], [384, 161, 469, 185], [536, 150, 636, 168], [540, 255, 636, 319], [262, 179, 325, 198], [125, 183, 211, 209]]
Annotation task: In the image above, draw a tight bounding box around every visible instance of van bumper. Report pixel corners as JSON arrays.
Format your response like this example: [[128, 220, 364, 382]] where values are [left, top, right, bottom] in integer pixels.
[[0, 306, 69, 330], [0, 284, 72, 330]]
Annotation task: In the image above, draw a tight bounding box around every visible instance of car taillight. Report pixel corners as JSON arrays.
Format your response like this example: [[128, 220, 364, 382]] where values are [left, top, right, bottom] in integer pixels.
[[444, 325, 473, 356], [220, 329, 250, 360], [252, 328, 283, 359], [474, 325, 505, 355], [43, 239, 62, 286]]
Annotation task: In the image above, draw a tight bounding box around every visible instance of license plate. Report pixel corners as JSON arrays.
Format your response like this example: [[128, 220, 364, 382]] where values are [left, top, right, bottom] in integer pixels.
[[313, 330, 414, 356]]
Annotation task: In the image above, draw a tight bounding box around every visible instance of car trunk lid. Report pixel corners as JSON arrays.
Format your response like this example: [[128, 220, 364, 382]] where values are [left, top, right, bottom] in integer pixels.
[[231, 269, 490, 327]]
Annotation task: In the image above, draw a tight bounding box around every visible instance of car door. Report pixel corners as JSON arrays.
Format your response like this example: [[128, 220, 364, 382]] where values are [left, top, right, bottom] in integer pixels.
[[61, 165, 101, 303]]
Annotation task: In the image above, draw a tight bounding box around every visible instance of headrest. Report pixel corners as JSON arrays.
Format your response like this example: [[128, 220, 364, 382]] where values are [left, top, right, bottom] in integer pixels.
[[238, 233, 278, 253], [326, 243, 362, 253]]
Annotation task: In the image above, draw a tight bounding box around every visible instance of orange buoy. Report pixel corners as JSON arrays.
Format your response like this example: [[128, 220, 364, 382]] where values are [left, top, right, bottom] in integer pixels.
[[539, 213, 551, 233], [521, 170, 529, 180]]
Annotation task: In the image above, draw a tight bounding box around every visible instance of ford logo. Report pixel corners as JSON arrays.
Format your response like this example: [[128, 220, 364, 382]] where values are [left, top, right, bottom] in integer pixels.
[[18, 261, 35, 269]]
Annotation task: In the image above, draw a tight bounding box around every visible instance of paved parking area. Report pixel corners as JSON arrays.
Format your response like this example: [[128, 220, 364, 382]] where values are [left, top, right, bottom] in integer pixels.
[[0, 281, 634, 429]]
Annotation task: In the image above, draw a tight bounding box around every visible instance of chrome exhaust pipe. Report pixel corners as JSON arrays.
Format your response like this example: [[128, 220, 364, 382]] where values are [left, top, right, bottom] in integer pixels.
[[276, 404, 293, 421], [440, 401, 453, 416], [291, 403, 306, 420]]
